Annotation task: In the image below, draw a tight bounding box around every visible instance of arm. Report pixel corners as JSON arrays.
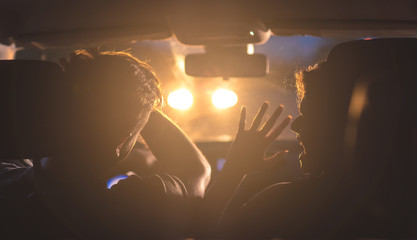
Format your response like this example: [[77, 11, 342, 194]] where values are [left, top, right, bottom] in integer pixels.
[[140, 109, 211, 198], [202, 103, 292, 227]]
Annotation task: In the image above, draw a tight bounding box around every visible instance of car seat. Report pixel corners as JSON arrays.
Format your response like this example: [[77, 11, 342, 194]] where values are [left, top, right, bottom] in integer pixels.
[[326, 38, 417, 238], [0, 60, 70, 238]]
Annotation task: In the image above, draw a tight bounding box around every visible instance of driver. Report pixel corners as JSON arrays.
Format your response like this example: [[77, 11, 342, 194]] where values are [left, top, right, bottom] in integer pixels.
[[38, 49, 211, 239]]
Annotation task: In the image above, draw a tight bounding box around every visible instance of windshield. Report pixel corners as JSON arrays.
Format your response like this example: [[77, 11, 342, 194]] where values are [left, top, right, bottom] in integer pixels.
[[16, 35, 348, 142]]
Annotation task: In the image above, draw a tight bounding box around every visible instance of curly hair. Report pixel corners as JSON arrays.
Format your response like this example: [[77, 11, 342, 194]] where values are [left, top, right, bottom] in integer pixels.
[[295, 62, 324, 107]]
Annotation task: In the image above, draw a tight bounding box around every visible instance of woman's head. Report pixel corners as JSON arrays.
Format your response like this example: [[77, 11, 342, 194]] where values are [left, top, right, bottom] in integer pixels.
[[292, 38, 417, 178], [293, 39, 417, 235], [291, 61, 354, 174]]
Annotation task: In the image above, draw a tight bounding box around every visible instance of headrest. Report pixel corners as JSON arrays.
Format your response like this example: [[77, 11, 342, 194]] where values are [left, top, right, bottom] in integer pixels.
[[317, 38, 417, 124], [324, 38, 417, 139], [0, 60, 64, 159], [327, 38, 417, 77], [326, 38, 417, 117], [329, 39, 417, 236]]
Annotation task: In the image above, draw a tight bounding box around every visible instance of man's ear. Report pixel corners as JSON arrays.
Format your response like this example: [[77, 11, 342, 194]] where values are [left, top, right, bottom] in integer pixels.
[[116, 131, 140, 161]]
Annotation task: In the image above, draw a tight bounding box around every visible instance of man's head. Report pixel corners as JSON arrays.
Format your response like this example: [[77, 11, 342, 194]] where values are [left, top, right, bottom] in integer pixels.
[[61, 49, 161, 166]]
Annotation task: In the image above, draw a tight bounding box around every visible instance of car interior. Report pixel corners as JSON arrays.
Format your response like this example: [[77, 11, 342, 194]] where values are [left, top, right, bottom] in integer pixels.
[[1, 0, 417, 239]]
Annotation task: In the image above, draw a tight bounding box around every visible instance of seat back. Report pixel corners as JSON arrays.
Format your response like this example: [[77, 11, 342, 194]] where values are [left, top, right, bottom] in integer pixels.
[[326, 38, 417, 238], [0, 60, 64, 159]]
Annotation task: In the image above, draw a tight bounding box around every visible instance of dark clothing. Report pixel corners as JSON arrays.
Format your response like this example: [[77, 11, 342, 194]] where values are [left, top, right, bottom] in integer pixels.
[[0, 159, 33, 189], [37, 168, 189, 239], [221, 172, 414, 239], [0, 159, 189, 239], [220, 176, 330, 239], [0, 159, 69, 238], [106, 173, 189, 238]]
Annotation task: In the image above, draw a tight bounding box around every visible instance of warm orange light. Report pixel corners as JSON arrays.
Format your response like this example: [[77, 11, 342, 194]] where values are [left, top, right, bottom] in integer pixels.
[[168, 89, 193, 110], [212, 89, 238, 109]]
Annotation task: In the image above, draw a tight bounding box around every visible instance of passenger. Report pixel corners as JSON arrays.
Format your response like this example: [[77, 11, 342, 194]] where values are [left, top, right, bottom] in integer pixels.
[[38, 49, 211, 239], [199, 102, 292, 235], [205, 39, 417, 238]]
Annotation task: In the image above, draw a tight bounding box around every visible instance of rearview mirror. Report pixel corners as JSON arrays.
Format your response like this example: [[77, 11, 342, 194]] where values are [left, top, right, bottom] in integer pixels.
[[185, 53, 268, 78]]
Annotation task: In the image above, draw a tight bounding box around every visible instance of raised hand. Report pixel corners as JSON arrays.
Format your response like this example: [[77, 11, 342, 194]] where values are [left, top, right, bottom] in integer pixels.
[[225, 102, 292, 175]]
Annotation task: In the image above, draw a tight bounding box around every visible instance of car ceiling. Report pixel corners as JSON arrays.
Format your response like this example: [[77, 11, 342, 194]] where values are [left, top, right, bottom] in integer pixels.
[[1, 0, 417, 48]]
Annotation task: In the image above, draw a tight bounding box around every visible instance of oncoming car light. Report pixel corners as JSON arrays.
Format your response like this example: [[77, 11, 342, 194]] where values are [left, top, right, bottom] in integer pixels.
[[212, 88, 238, 109], [167, 88, 194, 110]]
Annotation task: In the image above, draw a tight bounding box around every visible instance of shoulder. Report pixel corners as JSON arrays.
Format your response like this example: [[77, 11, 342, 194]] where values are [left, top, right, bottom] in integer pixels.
[[241, 174, 319, 207], [109, 173, 188, 200], [106, 173, 189, 237], [222, 178, 320, 238], [0, 159, 33, 194]]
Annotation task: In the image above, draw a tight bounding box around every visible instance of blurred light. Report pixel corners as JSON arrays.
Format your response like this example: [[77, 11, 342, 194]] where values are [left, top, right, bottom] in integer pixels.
[[107, 174, 128, 189], [247, 44, 255, 55], [249, 31, 254, 36], [175, 55, 186, 73], [0, 43, 17, 60], [217, 158, 226, 171], [168, 88, 193, 110], [217, 134, 233, 142], [212, 88, 238, 109]]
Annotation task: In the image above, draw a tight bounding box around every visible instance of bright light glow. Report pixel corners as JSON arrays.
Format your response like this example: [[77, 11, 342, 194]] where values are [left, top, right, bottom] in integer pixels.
[[247, 44, 254, 55], [249, 31, 254, 36], [175, 55, 186, 73], [168, 89, 193, 110], [212, 89, 238, 109]]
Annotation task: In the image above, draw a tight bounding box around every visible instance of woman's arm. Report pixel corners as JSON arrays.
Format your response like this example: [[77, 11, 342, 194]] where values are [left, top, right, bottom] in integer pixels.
[[201, 103, 292, 227]]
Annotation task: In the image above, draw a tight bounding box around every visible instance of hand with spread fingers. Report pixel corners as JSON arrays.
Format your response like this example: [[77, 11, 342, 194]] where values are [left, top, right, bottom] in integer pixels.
[[202, 103, 291, 227], [224, 102, 292, 175]]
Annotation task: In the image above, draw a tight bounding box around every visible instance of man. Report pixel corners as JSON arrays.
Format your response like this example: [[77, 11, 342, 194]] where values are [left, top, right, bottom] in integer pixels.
[[37, 49, 211, 238]]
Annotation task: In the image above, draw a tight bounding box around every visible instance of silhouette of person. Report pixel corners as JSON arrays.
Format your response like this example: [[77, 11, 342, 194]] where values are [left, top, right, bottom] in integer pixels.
[[205, 38, 417, 239], [37, 49, 211, 239]]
